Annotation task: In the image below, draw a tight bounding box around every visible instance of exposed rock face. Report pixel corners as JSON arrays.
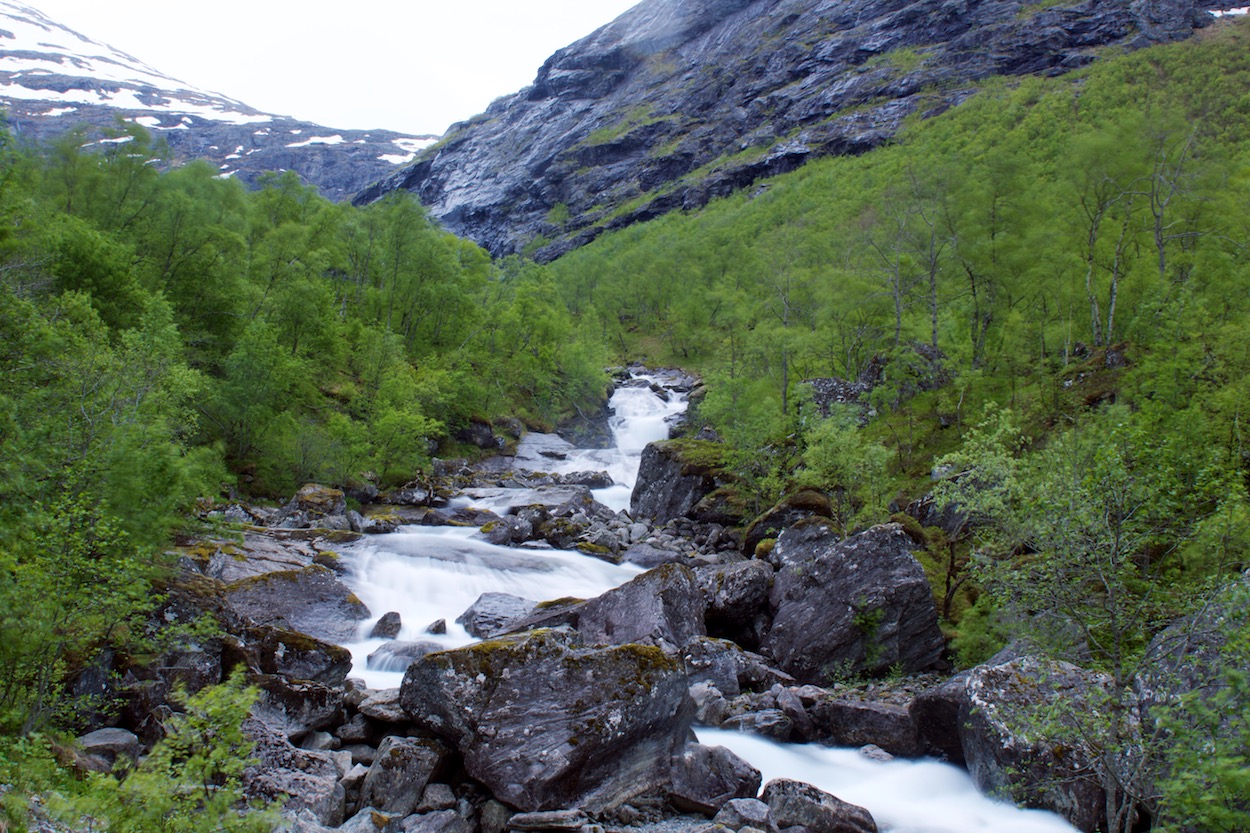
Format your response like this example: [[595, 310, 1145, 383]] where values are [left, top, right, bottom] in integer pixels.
[[631, 440, 726, 524], [398, 629, 695, 812], [224, 564, 372, 644], [960, 656, 1112, 832], [761, 522, 944, 682], [356, 0, 1224, 260], [575, 562, 707, 652]]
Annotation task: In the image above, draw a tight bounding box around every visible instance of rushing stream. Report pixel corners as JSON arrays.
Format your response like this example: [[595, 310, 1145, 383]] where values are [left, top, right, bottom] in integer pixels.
[[340, 369, 1076, 833]]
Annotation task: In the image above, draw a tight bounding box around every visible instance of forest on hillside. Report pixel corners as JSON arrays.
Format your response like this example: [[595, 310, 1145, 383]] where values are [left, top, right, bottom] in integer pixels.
[[2, 15, 1250, 833]]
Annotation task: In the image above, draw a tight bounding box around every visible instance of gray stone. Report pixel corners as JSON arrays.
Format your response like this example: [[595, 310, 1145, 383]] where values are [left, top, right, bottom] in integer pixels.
[[77, 728, 141, 766], [713, 798, 773, 831], [243, 717, 346, 827], [668, 742, 762, 815], [358, 688, 409, 724], [761, 522, 944, 682], [418, 783, 458, 812], [630, 441, 724, 524], [721, 709, 793, 741], [339, 807, 403, 833], [576, 562, 706, 653], [367, 641, 444, 673], [360, 736, 446, 817], [224, 564, 371, 644], [370, 612, 403, 639], [455, 592, 538, 638], [807, 698, 923, 758], [399, 629, 694, 812], [761, 779, 877, 833]]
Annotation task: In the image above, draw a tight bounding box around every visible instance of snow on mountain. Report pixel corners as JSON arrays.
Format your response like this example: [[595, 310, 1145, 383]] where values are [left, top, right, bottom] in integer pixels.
[[0, 2, 437, 200]]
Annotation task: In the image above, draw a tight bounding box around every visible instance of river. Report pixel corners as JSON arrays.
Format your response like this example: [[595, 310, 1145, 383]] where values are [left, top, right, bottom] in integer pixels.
[[340, 368, 1076, 833]]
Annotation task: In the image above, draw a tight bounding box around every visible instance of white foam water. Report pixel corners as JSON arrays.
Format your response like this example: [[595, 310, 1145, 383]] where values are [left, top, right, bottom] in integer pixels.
[[697, 730, 1078, 833]]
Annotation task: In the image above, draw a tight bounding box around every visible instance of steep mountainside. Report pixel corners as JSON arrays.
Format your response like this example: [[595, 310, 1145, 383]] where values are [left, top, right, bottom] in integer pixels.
[[0, 1, 436, 200], [357, 0, 1228, 260]]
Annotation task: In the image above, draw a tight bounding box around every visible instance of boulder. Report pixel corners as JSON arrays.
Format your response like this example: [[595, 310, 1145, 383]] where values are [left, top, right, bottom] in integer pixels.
[[696, 559, 774, 648], [398, 629, 694, 812], [681, 637, 794, 698], [402, 808, 475, 833], [721, 709, 794, 741], [576, 563, 706, 653], [761, 522, 944, 682], [370, 612, 403, 639], [358, 688, 410, 724], [807, 698, 923, 758], [622, 542, 683, 568], [77, 727, 141, 768], [760, 779, 876, 833], [668, 742, 762, 815], [630, 440, 726, 524], [360, 736, 447, 817], [367, 641, 445, 673], [338, 808, 403, 833], [250, 675, 345, 741], [456, 592, 539, 638], [224, 564, 371, 643], [250, 626, 354, 685], [960, 656, 1111, 832], [908, 670, 972, 763], [713, 798, 773, 831], [742, 490, 833, 557], [197, 530, 319, 582], [244, 717, 346, 827], [272, 484, 348, 529]]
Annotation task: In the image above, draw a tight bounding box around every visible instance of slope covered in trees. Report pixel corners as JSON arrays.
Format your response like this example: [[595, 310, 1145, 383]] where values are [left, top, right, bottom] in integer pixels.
[[2, 14, 1250, 833]]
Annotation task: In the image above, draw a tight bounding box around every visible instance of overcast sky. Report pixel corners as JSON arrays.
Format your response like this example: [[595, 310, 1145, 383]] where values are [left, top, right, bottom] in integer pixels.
[[28, 0, 641, 136]]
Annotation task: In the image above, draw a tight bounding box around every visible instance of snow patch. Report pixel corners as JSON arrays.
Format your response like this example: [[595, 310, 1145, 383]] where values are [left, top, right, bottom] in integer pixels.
[[393, 136, 437, 154], [380, 153, 417, 165], [286, 134, 345, 148], [1212, 6, 1249, 15]]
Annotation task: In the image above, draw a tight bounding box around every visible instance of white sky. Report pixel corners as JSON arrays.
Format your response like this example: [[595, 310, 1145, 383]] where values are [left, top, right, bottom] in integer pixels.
[[26, 1, 641, 136]]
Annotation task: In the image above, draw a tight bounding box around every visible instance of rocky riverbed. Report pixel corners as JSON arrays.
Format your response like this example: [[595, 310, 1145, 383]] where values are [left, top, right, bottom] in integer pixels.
[[62, 367, 1236, 833]]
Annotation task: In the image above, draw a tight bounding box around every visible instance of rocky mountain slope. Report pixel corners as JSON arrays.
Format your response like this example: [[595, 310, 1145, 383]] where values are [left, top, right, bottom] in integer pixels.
[[357, 0, 1232, 260], [0, 1, 437, 201]]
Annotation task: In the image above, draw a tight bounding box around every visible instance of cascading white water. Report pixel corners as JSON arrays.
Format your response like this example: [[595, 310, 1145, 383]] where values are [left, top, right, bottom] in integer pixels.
[[338, 369, 1077, 831], [340, 369, 684, 688], [697, 730, 1078, 833]]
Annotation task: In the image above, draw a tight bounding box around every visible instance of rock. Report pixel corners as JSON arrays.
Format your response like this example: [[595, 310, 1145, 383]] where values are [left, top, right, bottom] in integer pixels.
[[250, 626, 354, 685], [358, 688, 410, 724], [426, 619, 447, 635], [760, 779, 877, 833], [354, 0, 1215, 263], [506, 810, 588, 831], [761, 522, 945, 682], [339, 808, 404, 833], [224, 564, 371, 644], [244, 717, 346, 827], [399, 629, 694, 812], [681, 637, 793, 698], [367, 641, 445, 673], [807, 698, 923, 758], [630, 440, 726, 524], [455, 418, 500, 450], [909, 670, 972, 763], [402, 809, 475, 833], [456, 592, 539, 638], [668, 743, 762, 815], [621, 542, 683, 568], [272, 484, 348, 529], [250, 675, 345, 741], [418, 783, 458, 812], [77, 728, 141, 767], [576, 563, 706, 653], [721, 709, 793, 741], [360, 736, 446, 817], [713, 798, 772, 831], [960, 656, 1111, 832], [742, 490, 833, 556], [196, 530, 319, 582], [696, 559, 774, 648], [370, 612, 403, 639]]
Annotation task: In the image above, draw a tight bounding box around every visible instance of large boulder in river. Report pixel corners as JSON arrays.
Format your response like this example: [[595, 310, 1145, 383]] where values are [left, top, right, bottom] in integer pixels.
[[960, 655, 1112, 832], [456, 592, 539, 638], [761, 779, 877, 833], [668, 742, 762, 815], [630, 440, 726, 524], [224, 564, 371, 644], [761, 522, 944, 683], [696, 559, 774, 649], [576, 563, 706, 653], [399, 629, 695, 812]]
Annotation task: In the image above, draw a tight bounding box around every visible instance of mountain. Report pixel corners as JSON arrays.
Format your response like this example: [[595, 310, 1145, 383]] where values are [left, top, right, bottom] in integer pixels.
[[0, 1, 437, 201], [356, 0, 1230, 260]]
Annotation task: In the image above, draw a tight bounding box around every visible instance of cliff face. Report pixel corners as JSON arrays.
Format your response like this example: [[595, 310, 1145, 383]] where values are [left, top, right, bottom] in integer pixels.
[[356, 0, 1224, 260]]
